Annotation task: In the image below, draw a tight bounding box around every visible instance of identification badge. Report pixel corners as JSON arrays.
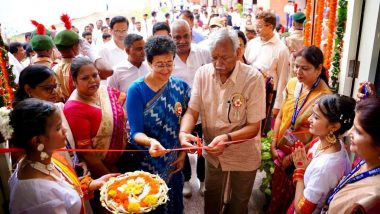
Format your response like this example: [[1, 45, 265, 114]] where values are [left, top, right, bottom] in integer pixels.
[[284, 129, 298, 145]]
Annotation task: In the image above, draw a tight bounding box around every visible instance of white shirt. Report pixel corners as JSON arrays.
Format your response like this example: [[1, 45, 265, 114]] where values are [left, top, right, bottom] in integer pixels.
[[9, 167, 81, 214], [141, 20, 152, 38], [108, 60, 150, 94], [98, 39, 128, 85], [8, 53, 26, 84], [108, 60, 150, 130], [98, 39, 127, 68], [173, 44, 211, 87], [303, 140, 351, 214], [92, 28, 103, 47], [231, 12, 241, 27], [244, 35, 290, 109]]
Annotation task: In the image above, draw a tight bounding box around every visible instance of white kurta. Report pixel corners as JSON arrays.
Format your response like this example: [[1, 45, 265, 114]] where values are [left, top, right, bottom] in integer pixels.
[[9, 166, 81, 214], [303, 140, 351, 214]]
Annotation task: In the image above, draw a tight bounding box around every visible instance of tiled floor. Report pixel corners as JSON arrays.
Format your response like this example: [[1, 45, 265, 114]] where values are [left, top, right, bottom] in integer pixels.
[[183, 154, 267, 214]]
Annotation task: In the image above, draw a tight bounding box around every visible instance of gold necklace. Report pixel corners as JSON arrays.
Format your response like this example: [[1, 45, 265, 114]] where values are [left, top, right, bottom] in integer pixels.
[[314, 143, 335, 157], [77, 92, 101, 107]]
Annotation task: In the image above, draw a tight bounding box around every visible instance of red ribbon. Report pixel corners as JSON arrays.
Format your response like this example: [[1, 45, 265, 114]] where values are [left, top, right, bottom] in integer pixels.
[[0, 130, 309, 154]]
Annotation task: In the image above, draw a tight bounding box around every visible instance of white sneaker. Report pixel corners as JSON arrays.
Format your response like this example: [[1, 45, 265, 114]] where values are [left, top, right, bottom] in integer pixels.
[[199, 181, 205, 196], [183, 181, 192, 197]]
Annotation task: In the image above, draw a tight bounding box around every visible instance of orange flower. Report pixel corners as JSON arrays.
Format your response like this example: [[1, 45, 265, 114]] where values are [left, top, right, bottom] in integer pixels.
[[313, 0, 325, 48], [304, 0, 312, 46], [323, 0, 338, 71]]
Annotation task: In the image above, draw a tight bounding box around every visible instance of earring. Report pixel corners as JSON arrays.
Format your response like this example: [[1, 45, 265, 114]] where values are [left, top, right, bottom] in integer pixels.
[[37, 143, 49, 161], [326, 130, 336, 144]]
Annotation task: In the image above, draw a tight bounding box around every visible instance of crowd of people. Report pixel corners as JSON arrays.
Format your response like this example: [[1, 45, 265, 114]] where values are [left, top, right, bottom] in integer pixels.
[[1, 3, 380, 214]]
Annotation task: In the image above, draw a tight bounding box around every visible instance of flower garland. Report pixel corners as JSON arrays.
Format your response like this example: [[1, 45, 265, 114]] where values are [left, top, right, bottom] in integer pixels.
[[304, 0, 312, 46], [330, 0, 348, 91], [313, 0, 325, 48], [0, 35, 16, 108], [323, 0, 338, 72], [0, 107, 13, 142]]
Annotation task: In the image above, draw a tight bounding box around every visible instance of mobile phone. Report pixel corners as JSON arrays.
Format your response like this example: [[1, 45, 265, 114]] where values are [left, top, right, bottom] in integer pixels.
[[363, 84, 369, 99]]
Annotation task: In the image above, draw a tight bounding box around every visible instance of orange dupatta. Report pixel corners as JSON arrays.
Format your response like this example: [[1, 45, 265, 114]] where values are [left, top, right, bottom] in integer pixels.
[[277, 78, 331, 154]]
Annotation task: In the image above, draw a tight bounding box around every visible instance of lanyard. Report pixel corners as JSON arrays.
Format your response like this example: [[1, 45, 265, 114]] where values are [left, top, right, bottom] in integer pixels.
[[291, 77, 320, 129], [325, 160, 380, 206]]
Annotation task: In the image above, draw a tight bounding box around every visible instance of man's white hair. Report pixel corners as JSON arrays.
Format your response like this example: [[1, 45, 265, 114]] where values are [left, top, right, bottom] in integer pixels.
[[208, 28, 239, 52], [170, 19, 191, 32]]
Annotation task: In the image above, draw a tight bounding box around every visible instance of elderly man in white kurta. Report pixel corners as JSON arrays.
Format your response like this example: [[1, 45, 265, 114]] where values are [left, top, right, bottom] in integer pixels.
[[179, 29, 265, 214], [244, 11, 289, 118]]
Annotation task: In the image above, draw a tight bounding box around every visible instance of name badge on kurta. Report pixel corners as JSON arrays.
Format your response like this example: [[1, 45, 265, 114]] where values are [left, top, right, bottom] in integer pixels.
[[230, 93, 245, 120], [175, 102, 183, 124]]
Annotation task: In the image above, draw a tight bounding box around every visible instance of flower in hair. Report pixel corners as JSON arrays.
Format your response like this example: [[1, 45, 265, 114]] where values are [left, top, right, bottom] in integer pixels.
[[0, 107, 13, 141]]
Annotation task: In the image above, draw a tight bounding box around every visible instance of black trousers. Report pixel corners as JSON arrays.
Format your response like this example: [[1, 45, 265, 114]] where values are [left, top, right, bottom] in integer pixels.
[[183, 123, 205, 182]]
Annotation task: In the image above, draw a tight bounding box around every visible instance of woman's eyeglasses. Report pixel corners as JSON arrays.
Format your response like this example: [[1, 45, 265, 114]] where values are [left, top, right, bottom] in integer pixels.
[[38, 84, 61, 94], [153, 62, 174, 70]]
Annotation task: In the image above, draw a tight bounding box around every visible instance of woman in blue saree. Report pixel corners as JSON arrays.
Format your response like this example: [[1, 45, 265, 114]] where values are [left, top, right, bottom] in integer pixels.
[[127, 36, 190, 214]]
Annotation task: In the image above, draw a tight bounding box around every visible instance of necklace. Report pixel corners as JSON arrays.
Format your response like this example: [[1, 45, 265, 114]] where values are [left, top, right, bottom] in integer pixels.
[[28, 161, 63, 181], [28, 160, 84, 197], [77, 91, 101, 107], [314, 143, 335, 157]]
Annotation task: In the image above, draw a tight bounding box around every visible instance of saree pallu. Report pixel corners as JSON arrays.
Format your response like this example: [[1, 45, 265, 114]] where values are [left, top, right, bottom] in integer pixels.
[[91, 85, 127, 169], [132, 77, 190, 214], [267, 78, 331, 214], [52, 154, 86, 214]]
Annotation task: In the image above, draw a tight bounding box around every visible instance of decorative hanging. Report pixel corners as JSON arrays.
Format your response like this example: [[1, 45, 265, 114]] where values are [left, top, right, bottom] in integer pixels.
[[330, 0, 348, 92], [304, 0, 312, 46], [324, 0, 338, 73], [313, 0, 325, 48], [0, 35, 16, 108]]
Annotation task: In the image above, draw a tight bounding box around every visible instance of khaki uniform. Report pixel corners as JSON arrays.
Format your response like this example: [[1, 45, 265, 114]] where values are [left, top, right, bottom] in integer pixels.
[[285, 29, 304, 78]]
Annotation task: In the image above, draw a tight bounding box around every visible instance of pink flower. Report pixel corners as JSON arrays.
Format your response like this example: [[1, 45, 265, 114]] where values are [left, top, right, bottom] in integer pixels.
[[234, 99, 242, 108]]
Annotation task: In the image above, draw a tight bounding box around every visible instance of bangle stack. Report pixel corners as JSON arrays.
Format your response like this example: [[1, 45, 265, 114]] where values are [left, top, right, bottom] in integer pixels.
[[80, 175, 94, 200], [293, 168, 305, 184]]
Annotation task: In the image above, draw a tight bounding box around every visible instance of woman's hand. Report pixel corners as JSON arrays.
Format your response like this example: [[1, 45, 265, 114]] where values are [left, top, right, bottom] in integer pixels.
[[89, 173, 121, 191], [292, 147, 309, 170], [169, 151, 186, 178], [205, 134, 227, 157], [149, 139, 168, 157], [271, 140, 279, 160]]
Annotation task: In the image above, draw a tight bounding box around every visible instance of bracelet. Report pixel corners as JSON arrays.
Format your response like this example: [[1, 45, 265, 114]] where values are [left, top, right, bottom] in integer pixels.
[[226, 133, 232, 142], [80, 175, 94, 199], [179, 130, 189, 134], [294, 168, 305, 174]]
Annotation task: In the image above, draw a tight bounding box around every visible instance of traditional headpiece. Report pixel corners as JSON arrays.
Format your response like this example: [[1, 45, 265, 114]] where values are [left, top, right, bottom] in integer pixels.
[[54, 14, 79, 48], [30, 20, 54, 51]]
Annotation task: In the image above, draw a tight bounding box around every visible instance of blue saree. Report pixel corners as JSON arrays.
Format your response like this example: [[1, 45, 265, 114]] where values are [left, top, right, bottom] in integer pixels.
[[128, 76, 190, 214]]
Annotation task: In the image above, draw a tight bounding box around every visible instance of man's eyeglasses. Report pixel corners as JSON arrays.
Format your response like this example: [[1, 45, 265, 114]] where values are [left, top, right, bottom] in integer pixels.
[[113, 29, 128, 34], [38, 84, 60, 94], [153, 62, 174, 70], [255, 24, 271, 29]]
